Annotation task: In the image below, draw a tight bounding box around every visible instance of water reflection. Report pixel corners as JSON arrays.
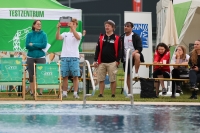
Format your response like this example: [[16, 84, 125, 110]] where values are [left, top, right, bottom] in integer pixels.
[[0, 104, 200, 133]]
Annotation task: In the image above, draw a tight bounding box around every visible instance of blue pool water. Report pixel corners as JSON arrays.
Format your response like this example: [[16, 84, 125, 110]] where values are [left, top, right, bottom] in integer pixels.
[[0, 104, 200, 133]]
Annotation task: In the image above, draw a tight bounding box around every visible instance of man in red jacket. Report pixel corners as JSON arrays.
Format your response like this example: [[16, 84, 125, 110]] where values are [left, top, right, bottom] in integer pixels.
[[94, 20, 121, 98]]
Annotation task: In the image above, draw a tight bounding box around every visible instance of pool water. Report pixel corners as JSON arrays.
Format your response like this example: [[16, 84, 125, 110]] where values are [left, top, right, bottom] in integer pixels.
[[0, 104, 200, 133]]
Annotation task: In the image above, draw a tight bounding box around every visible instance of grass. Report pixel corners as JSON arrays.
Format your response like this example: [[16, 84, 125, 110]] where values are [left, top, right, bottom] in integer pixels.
[[1, 88, 200, 102]]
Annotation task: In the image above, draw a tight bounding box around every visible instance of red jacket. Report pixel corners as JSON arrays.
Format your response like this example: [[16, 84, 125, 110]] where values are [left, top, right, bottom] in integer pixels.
[[154, 50, 170, 73], [97, 34, 120, 64]]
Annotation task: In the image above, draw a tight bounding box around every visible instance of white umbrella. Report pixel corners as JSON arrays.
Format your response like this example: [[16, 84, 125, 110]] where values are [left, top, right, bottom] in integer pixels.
[[162, 0, 179, 46]]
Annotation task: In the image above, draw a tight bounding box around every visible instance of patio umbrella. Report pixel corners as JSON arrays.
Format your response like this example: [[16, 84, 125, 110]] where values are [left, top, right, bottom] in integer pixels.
[[162, 0, 179, 46]]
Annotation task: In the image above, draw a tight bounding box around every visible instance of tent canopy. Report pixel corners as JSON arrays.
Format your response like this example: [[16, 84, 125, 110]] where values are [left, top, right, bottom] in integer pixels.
[[0, 0, 71, 9], [0, 0, 82, 52]]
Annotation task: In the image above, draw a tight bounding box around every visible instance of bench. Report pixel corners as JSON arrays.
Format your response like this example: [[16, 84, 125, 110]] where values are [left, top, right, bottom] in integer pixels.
[[119, 77, 189, 94]]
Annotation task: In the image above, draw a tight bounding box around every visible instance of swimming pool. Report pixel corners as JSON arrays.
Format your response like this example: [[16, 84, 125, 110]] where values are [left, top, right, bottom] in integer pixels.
[[0, 104, 199, 133]]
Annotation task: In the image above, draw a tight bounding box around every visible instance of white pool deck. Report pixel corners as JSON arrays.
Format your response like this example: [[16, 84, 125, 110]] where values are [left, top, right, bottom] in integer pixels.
[[0, 101, 200, 105]]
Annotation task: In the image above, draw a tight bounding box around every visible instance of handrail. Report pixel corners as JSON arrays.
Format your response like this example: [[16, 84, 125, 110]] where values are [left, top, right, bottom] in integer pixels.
[[123, 49, 134, 105], [83, 60, 96, 104]]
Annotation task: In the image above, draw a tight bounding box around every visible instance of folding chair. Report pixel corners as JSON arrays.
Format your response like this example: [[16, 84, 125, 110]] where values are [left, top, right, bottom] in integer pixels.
[[0, 58, 25, 100], [33, 63, 62, 101]]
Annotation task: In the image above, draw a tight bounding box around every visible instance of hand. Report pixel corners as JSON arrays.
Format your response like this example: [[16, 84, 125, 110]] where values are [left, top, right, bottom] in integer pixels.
[[68, 22, 74, 28], [115, 61, 119, 67], [57, 23, 61, 28], [93, 62, 98, 68], [83, 30, 86, 36], [175, 51, 180, 58], [192, 66, 199, 71], [29, 43, 33, 46]]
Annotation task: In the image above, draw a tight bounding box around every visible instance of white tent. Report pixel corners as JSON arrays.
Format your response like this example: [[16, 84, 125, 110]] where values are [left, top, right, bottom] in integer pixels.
[[157, 0, 200, 53], [161, 1, 179, 46]]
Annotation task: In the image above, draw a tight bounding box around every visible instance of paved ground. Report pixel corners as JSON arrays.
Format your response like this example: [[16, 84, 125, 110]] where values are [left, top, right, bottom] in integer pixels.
[[0, 101, 200, 105]]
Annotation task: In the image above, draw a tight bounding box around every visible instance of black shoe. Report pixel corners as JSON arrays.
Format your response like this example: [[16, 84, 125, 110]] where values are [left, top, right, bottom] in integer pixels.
[[189, 95, 198, 99], [111, 94, 115, 98], [162, 88, 167, 95], [98, 94, 103, 97], [176, 86, 183, 94], [39, 93, 43, 95], [190, 85, 199, 91], [171, 95, 176, 98]]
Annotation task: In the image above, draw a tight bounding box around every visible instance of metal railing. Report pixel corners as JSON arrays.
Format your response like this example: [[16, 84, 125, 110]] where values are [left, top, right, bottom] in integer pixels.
[[123, 49, 134, 105], [83, 60, 96, 104]]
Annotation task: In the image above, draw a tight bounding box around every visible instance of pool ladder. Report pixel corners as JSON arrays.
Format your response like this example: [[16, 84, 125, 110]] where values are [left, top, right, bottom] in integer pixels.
[[83, 60, 96, 104], [123, 49, 134, 105]]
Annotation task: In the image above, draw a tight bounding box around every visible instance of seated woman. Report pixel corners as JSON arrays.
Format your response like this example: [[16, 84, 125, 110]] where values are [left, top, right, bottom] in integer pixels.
[[171, 45, 190, 98], [153, 43, 170, 96], [188, 40, 200, 99]]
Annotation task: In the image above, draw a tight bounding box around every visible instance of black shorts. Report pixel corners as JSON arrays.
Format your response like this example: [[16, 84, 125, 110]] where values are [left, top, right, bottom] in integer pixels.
[[123, 59, 135, 74], [153, 69, 170, 78]]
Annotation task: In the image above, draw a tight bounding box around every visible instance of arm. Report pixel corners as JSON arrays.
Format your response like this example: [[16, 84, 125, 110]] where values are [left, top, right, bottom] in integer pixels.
[[25, 33, 37, 50], [68, 22, 81, 40], [134, 34, 143, 53], [71, 27, 81, 40], [94, 40, 100, 67], [153, 51, 160, 64], [94, 40, 100, 62], [116, 37, 122, 63], [56, 23, 63, 40], [172, 55, 179, 69], [32, 33, 47, 49]]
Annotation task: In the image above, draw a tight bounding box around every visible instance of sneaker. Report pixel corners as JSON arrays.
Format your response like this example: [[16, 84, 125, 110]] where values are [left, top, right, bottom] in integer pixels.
[[111, 94, 115, 98], [171, 95, 176, 98], [73, 94, 80, 99], [189, 95, 198, 99], [162, 88, 167, 95], [62, 94, 67, 98], [190, 85, 199, 91], [98, 94, 103, 97], [176, 86, 183, 94]]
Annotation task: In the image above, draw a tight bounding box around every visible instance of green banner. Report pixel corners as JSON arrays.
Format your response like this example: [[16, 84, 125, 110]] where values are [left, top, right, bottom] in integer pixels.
[[0, 19, 82, 52]]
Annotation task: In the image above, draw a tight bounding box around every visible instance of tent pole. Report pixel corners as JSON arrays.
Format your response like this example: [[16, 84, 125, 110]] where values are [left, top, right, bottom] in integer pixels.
[[69, 0, 71, 7]]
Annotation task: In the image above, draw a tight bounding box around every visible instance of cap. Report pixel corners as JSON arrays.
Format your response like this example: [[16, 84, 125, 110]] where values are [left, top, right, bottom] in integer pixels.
[[104, 20, 115, 28]]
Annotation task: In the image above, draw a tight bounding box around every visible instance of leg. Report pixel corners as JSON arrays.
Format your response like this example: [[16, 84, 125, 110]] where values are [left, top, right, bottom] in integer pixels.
[[70, 57, 80, 98], [60, 57, 70, 97], [97, 63, 107, 97], [127, 74, 131, 93], [171, 69, 181, 96], [153, 70, 164, 96], [62, 77, 68, 92], [189, 70, 198, 86], [110, 81, 116, 96], [160, 72, 170, 95], [123, 61, 133, 93], [36, 58, 46, 95], [107, 62, 118, 97], [26, 58, 36, 95], [73, 76, 79, 92], [133, 53, 140, 74], [99, 81, 105, 95]]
